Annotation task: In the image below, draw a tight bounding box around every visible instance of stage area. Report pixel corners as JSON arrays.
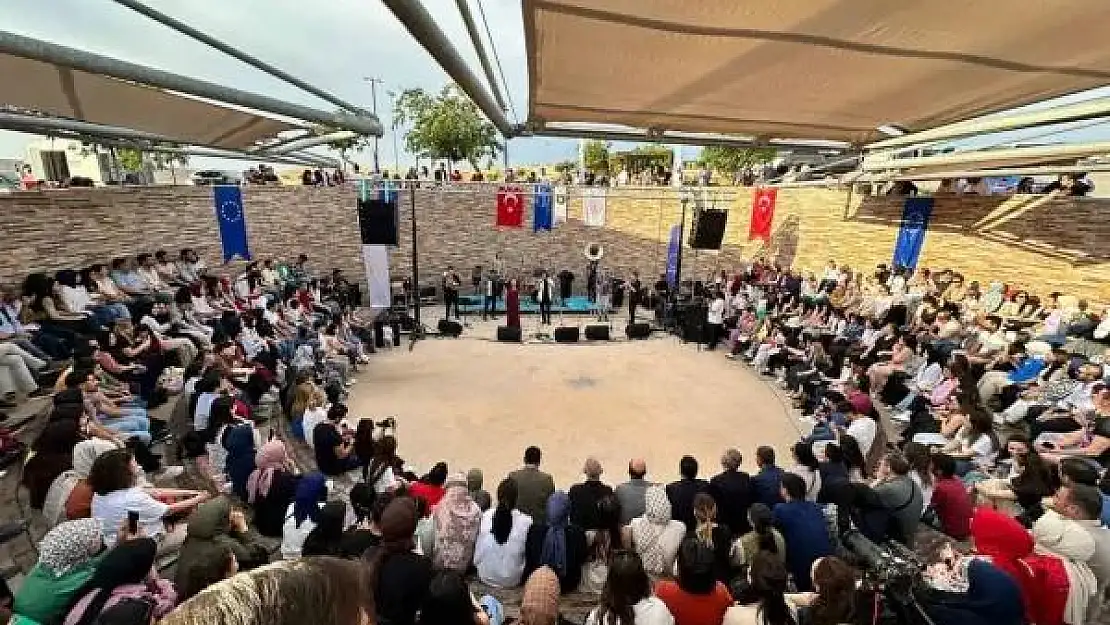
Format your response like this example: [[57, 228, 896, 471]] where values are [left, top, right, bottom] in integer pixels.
[[347, 319, 801, 488]]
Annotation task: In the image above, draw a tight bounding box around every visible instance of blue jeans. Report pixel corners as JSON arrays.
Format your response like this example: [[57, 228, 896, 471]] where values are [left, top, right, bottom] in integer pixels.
[[102, 415, 151, 444], [90, 303, 131, 327]]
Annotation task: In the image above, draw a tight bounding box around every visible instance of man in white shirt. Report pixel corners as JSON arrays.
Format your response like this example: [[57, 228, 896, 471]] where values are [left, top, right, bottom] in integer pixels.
[[705, 290, 726, 350], [842, 408, 878, 459]]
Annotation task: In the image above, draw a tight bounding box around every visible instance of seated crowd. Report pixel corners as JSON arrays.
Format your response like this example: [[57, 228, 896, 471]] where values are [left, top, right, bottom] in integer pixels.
[[5, 254, 1110, 625]]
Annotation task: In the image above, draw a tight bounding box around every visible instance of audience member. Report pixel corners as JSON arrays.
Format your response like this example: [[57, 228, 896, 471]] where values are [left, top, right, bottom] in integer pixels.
[[871, 452, 924, 546], [666, 455, 710, 531], [410, 461, 450, 510], [929, 453, 973, 540], [1052, 483, 1110, 622], [585, 551, 675, 625], [723, 552, 798, 625], [654, 538, 733, 625], [524, 491, 588, 594], [615, 458, 651, 525], [569, 457, 615, 530], [772, 473, 833, 590], [61, 537, 177, 625], [626, 485, 687, 576], [280, 472, 327, 559], [245, 438, 299, 537], [432, 473, 482, 572], [175, 497, 269, 599], [510, 446, 557, 524], [12, 519, 106, 625], [518, 566, 576, 625], [468, 468, 492, 512], [751, 447, 784, 507], [417, 570, 501, 625], [301, 501, 348, 557], [339, 483, 383, 558], [736, 503, 785, 569], [475, 478, 533, 588], [709, 448, 753, 535], [364, 497, 433, 625]]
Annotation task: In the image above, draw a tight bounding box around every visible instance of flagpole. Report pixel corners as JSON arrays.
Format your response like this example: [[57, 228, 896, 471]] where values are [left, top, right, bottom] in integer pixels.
[[410, 186, 421, 326]]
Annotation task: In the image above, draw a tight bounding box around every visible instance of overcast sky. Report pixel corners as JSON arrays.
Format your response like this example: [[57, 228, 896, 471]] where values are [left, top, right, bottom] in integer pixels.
[[3, 0, 1110, 172], [0, 0, 585, 170]]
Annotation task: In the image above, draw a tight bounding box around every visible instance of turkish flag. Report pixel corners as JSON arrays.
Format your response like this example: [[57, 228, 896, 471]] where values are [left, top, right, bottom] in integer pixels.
[[749, 187, 777, 240], [496, 185, 524, 227]]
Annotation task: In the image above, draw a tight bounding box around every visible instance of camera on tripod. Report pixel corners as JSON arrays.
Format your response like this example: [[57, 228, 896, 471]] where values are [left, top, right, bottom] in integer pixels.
[[841, 528, 937, 625]]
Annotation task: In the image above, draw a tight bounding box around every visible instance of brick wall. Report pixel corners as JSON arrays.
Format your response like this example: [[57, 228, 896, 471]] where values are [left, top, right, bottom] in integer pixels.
[[1, 184, 1107, 303]]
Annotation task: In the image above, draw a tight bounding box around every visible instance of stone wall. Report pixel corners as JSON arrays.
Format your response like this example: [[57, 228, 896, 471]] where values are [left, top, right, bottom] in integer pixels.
[[1, 184, 1107, 303]]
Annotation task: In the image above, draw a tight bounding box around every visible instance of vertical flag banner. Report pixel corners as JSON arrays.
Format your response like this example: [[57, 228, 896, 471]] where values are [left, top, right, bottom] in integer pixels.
[[533, 183, 553, 232], [379, 178, 398, 203], [583, 187, 607, 226], [553, 185, 569, 223], [213, 185, 251, 262], [362, 244, 391, 309], [496, 185, 524, 227], [892, 197, 934, 269], [357, 198, 399, 246], [749, 187, 777, 241], [665, 224, 681, 287]]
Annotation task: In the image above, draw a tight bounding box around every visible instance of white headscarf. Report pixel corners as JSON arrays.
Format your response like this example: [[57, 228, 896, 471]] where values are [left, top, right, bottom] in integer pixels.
[[1033, 510, 1098, 625], [632, 485, 675, 574]]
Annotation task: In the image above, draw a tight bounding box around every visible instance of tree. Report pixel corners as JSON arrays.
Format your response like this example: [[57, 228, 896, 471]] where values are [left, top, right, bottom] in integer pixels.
[[111, 146, 189, 172], [583, 140, 610, 174], [117, 148, 144, 172], [392, 84, 501, 169], [700, 145, 777, 179]]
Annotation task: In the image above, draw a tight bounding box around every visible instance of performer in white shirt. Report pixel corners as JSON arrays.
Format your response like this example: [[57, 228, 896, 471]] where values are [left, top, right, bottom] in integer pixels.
[[706, 289, 726, 350]]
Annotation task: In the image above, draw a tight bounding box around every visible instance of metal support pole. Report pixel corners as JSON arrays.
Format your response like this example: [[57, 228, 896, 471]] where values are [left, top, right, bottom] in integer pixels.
[[109, 0, 368, 115], [528, 126, 850, 153], [0, 30, 382, 136], [675, 195, 688, 293], [265, 131, 358, 155], [410, 188, 421, 325], [454, 0, 508, 111], [366, 77, 382, 173], [381, 0, 513, 136]]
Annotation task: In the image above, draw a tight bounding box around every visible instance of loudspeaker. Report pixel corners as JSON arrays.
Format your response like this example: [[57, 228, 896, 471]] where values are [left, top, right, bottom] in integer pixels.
[[357, 198, 399, 245], [554, 326, 580, 343], [584, 325, 610, 341], [437, 319, 463, 337], [688, 208, 728, 250], [625, 322, 652, 340], [497, 325, 522, 343]]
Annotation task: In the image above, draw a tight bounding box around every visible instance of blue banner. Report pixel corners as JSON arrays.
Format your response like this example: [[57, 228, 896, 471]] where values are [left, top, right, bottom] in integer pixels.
[[380, 179, 398, 204], [533, 183, 553, 231], [665, 224, 681, 287], [213, 185, 250, 262], [892, 197, 934, 270]]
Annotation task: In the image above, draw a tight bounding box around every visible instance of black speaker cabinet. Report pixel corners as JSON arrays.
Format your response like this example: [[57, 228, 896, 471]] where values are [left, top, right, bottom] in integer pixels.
[[437, 319, 463, 337], [584, 325, 611, 341], [688, 208, 728, 250], [625, 322, 652, 340], [554, 326, 580, 343], [497, 325, 522, 343]]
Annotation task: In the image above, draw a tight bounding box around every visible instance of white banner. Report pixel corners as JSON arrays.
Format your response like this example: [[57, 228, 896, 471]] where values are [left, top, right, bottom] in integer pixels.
[[583, 187, 607, 227], [362, 244, 391, 309], [553, 185, 569, 223]]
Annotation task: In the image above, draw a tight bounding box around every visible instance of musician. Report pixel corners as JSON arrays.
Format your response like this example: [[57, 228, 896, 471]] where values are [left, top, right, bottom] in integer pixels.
[[706, 288, 726, 350], [482, 269, 502, 321], [442, 265, 462, 319], [587, 260, 599, 302], [627, 270, 643, 324], [596, 270, 612, 322], [536, 270, 556, 325], [654, 273, 670, 321]]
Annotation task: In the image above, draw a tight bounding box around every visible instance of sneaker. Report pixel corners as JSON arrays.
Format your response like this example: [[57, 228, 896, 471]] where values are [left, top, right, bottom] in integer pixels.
[[149, 465, 185, 481]]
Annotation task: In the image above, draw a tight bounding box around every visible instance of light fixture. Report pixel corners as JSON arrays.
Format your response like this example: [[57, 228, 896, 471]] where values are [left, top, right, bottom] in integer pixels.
[[877, 124, 908, 137]]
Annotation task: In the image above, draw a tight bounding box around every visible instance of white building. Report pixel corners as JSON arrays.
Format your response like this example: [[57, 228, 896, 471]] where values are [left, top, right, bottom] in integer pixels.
[[24, 138, 113, 184]]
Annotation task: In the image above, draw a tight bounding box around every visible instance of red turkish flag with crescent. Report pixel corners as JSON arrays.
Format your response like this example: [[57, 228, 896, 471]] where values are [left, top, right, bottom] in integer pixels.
[[749, 187, 777, 240], [496, 185, 524, 227]]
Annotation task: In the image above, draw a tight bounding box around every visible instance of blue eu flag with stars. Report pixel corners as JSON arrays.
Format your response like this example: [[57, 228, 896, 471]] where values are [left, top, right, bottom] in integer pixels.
[[213, 185, 251, 262]]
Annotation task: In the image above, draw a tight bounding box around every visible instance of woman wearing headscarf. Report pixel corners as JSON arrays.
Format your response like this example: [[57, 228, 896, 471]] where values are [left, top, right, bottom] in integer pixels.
[[301, 501, 348, 557], [245, 438, 299, 537], [1032, 510, 1098, 625], [475, 478, 533, 587], [43, 439, 117, 526], [410, 461, 449, 510], [969, 507, 1068, 625], [922, 549, 1025, 625], [515, 566, 576, 625], [281, 472, 327, 559], [624, 485, 687, 577], [175, 497, 269, 599], [364, 497, 433, 625], [13, 519, 107, 624], [432, 473, 482, 573], [61, 537, 177, 625], [524, 491, 588, 594]]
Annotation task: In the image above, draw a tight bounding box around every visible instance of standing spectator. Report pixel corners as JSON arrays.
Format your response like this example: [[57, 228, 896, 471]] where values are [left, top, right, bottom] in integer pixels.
[[772, 474, 833, 590], [510, 446, 556, 524], [709, 448, 753, 535], [615, 458, 651, 525], [751, 447, 785, 507], [666, 455, 710, 531], [569, 457, 615, 530], [654, 539, 733, 625]]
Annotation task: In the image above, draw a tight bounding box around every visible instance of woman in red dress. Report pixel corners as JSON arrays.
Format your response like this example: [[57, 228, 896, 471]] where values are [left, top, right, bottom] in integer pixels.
[[505, 279, 521, 329]]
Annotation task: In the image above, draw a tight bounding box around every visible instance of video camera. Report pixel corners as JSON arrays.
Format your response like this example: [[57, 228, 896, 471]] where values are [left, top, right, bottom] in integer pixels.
[[841, 528, 937, 625]]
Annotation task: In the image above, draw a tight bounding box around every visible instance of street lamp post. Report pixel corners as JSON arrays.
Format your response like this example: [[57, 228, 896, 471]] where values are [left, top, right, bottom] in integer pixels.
[[388, 90, 401, 176], [363, 77, 383, 173]]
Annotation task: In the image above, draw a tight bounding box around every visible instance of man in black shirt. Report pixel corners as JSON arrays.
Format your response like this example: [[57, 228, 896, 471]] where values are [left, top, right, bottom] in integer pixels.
[[627, 271, 643, 324], [568, 457, 614, 530], [709, 448, 753, 535], [442, 265, 461, 320], [313, 404, 358, 476], [665, 455, 710, 531]]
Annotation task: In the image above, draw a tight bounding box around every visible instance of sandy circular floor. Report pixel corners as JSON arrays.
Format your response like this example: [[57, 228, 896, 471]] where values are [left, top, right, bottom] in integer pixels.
[[346, 318, 802, 490]]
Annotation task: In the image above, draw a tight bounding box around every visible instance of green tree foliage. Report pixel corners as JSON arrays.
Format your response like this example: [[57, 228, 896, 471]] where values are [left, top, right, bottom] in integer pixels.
[[392, 84, 501, 168], [700, 145, 777, 177], [112, 146, 189, 171], [117, 148, 144, 172], [583, 140, 611, 174]]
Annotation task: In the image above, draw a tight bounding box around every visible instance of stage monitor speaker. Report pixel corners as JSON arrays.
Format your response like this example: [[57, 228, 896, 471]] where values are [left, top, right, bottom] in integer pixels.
[[625, 322, 652, 340], [497, 325, 522, 343], [584, 325, 610, 341], [437, 319, 463, 338], [688, 208, 728, 250], [554, 326, 580, 343]]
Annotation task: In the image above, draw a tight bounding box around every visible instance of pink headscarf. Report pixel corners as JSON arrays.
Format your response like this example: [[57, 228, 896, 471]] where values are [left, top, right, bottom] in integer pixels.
[[246, 439, 290, 503], [432, 476, 481, 572]]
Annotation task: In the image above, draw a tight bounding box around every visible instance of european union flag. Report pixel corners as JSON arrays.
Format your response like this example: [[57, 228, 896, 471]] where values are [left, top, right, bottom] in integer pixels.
[[213, 185, 251, 262], [892, 197, 934, 270], [533, 183, 553, 232]]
